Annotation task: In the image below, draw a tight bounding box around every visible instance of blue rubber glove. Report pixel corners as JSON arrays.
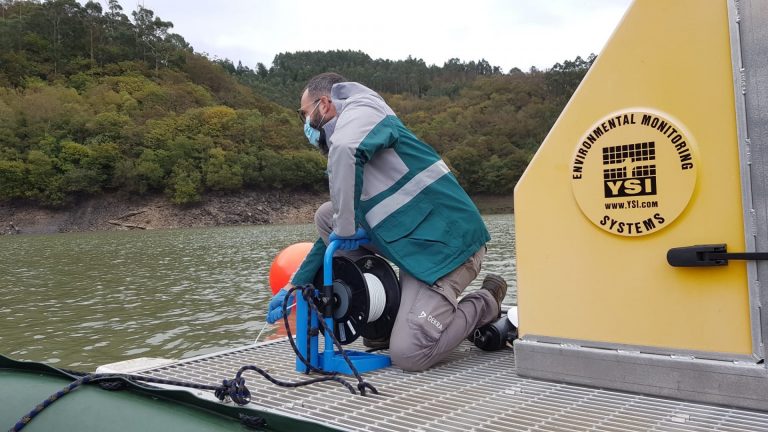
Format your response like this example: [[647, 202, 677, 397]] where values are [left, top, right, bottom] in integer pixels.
[[266, 289, 294, 324], [329, 227, 369, 250]]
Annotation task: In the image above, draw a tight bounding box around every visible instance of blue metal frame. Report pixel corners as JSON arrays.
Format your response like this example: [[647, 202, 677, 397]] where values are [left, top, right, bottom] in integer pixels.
[[295, 239, 391, 374]]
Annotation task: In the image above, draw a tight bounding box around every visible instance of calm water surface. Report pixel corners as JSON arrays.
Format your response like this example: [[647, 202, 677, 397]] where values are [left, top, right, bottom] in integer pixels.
[[0, 214, 515, 369]]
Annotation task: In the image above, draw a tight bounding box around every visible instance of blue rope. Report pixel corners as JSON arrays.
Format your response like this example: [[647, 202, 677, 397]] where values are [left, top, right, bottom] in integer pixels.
[[10, 375, 93, 432]]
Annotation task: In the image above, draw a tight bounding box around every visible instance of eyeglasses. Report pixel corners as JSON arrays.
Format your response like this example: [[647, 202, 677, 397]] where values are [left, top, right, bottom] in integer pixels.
[[297, 98, 321, 123]]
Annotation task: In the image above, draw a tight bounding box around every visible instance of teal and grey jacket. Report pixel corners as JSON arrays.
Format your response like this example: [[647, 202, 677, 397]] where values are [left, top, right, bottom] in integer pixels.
[[291, 82, 490, 286]]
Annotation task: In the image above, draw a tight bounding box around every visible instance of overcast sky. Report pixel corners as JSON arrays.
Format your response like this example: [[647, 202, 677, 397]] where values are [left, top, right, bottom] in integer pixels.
[[109, 0, 633, 72]]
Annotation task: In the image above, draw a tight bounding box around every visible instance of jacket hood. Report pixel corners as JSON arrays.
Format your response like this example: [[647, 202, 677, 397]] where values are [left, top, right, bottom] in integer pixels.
[[331, 82, 378, 101], [322, 82, 383, 146]]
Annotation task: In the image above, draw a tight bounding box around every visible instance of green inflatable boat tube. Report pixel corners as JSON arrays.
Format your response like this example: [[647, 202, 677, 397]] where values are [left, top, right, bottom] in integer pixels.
[[0, 355, 341, 432]]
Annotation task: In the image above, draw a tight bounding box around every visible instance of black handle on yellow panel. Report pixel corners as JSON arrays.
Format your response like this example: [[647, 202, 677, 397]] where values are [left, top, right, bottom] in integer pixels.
[[667, 244, 768, 267]]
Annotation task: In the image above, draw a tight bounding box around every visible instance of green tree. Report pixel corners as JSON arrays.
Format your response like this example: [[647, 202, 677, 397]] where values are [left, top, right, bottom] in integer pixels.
[[58, 140, 103, 194], [26, 150, 65, 206], [0, 159, 27, 199], [132, 148, 166, 193], [166, 159, 201, 205], [203, 147, 242, 191], [131, 5, 174, 73], [83, 1, 103, 64]]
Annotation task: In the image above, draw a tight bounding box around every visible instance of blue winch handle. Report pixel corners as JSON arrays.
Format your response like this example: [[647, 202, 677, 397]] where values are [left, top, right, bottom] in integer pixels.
[[324, 230, 370, 286], [323, 241, 341, 287], [321, 231, 369, 368]]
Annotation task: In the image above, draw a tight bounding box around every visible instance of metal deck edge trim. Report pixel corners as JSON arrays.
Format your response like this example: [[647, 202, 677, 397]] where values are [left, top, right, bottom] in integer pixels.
[[514, 339, 768, 412], [524, 334, 759, 363]]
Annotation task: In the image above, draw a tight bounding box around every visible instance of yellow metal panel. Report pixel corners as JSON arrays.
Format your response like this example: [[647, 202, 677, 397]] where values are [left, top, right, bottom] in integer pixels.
[[514, 0, 751, 354]]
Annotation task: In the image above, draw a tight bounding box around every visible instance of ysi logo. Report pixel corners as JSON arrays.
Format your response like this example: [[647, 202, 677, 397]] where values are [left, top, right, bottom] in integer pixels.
[[418, 311, 443, 330], [604, 178, 656, 198]]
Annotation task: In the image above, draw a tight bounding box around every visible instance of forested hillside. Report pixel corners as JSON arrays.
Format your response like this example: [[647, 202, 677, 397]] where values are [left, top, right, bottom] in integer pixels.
[[0, 0, 592, 207]]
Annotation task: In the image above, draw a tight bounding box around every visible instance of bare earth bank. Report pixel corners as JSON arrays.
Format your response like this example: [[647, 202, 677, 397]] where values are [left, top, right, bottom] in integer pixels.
[[0, 191, 328, 235], [0, 193, 512, 235]]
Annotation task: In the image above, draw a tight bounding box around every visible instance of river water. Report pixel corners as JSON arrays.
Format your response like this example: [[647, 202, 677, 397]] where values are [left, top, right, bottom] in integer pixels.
[[0, 214, 515, 370]]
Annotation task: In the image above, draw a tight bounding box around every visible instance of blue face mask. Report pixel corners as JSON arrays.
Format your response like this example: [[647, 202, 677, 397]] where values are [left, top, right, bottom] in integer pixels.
[[302, 100, 326, 148], [304, 116, 321, 148]]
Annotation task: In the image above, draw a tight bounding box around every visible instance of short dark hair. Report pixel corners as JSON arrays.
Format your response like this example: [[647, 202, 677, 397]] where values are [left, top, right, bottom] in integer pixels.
[[304, 72, 346, 100]]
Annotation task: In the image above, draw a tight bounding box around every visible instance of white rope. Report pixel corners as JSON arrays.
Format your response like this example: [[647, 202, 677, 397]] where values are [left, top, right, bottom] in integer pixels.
[[254, 322, 268, 344], [255, 302, 295, 344], [363, 273, 387, 323]]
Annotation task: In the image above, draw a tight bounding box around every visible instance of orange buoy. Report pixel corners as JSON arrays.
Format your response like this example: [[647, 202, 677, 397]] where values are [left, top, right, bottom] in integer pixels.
[[269, 242, 314, 294]]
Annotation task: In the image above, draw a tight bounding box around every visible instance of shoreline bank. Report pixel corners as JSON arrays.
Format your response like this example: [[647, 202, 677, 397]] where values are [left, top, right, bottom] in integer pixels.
[[0, 193, 513, 235]]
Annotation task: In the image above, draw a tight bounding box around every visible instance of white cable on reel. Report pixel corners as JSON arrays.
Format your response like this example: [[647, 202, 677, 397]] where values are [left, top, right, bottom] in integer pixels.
[[363, 272, 387, 323]]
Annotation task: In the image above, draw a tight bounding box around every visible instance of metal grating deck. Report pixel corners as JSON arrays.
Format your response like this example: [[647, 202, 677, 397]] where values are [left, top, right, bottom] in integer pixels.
[[140, 339, 768, 431]]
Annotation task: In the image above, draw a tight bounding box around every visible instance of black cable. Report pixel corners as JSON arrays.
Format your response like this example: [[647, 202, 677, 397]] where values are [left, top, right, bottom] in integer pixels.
[[282, 284, 378, 396], [304, 296, 378, 396], [281, 285, 338, 377], [304, 286, 312, 375]]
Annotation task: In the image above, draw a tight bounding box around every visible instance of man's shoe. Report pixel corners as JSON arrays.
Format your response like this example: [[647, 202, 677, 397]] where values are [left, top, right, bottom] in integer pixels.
[[481, 274, 508, 316], [363, 337, 389, 351]]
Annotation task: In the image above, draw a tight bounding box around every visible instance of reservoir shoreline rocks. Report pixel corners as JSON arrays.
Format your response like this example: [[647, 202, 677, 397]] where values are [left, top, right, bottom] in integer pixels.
[[0, 193, 513, 235], [0, 191, 327, 235]]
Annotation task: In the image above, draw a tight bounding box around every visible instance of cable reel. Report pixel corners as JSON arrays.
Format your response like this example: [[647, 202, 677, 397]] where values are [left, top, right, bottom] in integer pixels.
[[312, 255, 400, 345]]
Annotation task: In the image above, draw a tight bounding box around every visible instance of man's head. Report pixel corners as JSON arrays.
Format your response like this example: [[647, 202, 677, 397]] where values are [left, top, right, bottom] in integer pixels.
[[298, 72, 346, 129]]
